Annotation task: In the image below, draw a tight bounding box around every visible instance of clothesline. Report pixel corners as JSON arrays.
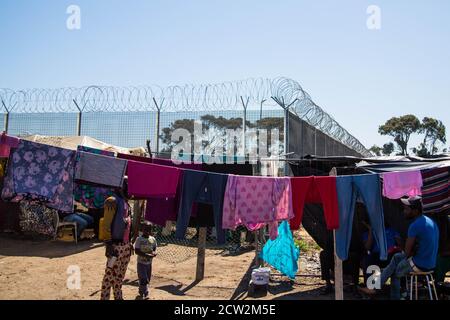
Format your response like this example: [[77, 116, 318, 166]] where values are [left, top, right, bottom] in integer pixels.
[[150, 150, 362, 163]]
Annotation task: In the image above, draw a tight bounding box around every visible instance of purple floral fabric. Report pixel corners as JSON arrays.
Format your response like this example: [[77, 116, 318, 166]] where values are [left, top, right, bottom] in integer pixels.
[[1, 140, 76, 213]]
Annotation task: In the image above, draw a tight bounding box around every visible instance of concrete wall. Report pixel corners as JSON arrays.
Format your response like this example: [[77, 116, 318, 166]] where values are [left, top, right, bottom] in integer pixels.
[[288, 113, 364, 157]]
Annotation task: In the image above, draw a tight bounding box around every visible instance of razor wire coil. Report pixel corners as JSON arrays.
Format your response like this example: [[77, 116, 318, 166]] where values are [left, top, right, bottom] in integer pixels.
[[0, 78, 370, 156]]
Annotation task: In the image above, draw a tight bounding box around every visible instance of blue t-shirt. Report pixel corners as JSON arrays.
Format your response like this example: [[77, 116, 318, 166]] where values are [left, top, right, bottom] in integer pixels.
[[363, 228, 399, 254], [408, 215, 439, 270]]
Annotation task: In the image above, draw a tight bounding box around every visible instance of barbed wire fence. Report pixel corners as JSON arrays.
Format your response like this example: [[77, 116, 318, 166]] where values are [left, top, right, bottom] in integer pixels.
[[1, 77, 370, 264], [0, 77, 370, 156]]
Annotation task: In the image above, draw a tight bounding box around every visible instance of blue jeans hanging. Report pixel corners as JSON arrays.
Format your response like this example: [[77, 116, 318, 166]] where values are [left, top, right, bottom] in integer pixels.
[[335, 174, 388, 261]]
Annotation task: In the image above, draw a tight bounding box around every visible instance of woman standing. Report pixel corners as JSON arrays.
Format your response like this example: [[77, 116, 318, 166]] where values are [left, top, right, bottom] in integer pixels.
[[100, 187, 133, 300]]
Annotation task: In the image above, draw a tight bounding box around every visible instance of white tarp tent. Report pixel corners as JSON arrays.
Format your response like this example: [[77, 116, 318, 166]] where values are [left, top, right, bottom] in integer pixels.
[[21, 135, 147, 156]]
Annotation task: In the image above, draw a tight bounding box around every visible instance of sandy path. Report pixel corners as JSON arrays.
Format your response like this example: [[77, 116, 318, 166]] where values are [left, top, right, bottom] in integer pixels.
[[0, 235, 329, 300]]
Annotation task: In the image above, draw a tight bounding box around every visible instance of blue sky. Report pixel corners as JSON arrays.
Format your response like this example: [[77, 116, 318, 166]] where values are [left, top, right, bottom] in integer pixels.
[[1, 0, 449, 151]]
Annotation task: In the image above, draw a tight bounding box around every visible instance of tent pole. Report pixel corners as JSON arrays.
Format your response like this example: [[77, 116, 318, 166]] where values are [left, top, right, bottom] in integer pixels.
[[195, 227, 207, 281], [330, 167, 344, 300]]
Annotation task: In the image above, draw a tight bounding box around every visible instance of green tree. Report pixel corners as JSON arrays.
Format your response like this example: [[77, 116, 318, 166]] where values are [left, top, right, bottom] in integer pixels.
[[369, 145, 382, 156], [382, 142, 395, 156], [378, 115, 421, 155], [412, 144, 429, 157], [418, 117, 446, 156]]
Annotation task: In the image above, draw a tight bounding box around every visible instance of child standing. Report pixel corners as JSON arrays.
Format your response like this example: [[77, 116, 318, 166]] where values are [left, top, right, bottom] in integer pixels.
[[134, 221, 157, 300]]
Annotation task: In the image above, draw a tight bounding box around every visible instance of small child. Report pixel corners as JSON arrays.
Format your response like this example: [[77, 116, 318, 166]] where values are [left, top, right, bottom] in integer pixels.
[[134, 221, 157, 300]]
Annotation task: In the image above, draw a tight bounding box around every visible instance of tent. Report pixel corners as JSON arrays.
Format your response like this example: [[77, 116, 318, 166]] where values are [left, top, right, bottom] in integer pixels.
[[21, 135, 147, 156]]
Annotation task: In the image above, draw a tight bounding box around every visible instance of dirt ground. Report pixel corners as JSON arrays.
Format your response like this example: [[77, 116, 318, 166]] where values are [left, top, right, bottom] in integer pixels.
[[0, 232, 350, 300]]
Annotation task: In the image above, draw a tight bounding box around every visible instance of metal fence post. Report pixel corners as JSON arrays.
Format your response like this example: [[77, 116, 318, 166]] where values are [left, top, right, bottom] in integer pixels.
[[257, 99, 266, 171], [195, 227, 207, 281], [271, 97, 298, 176], [240, 96, 249, 159], [1, 100, 9, 133], [73, 99, 83, 136], [4, 112, 9, 133], [153, 98, 162, 154], [284, 102, 289, 174], [314, 127, 317, 155]]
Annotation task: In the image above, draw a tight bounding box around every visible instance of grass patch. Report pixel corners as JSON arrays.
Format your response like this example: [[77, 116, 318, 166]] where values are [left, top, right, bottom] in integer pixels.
[[294, 238, 321, 254]]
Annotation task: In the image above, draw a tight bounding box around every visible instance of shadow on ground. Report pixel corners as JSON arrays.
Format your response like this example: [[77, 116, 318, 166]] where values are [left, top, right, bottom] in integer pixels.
[[0, 233, 103, 258]]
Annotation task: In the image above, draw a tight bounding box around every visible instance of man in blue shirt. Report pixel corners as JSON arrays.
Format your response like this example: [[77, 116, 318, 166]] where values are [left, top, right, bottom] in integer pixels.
[[359, 196, 439, 299]]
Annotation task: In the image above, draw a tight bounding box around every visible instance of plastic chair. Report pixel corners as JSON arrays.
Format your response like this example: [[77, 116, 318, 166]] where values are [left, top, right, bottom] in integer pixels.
[[406, 271, 438, 300], [54, 213, 77, 244]]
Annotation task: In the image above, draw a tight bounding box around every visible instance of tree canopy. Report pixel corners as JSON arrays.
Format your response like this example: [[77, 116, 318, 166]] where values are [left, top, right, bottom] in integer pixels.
[[418, 117, 446, 156], [378, 115, 447, 157], [378, 115, 421, 155]]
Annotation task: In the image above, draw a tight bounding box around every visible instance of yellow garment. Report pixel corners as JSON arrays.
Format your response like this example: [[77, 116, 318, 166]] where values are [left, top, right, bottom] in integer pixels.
[[0, 159, 7, 177], [98, 218, 106, 241], [101, 196, 117, 241]]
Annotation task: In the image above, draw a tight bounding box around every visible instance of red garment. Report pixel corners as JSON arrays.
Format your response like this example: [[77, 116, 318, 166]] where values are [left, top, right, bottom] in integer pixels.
[[290, 176, 339, 230], [0, 133, 20, 158], [127, 161, 181, 198], [117, 153, 153, 175]]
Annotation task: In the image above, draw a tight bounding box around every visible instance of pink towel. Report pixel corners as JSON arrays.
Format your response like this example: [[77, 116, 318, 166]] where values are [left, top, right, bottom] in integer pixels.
[[222, 175, 294, 239], [127, 161, 181, 198], [382, 170, 423, 199], [0, 134, 20, 158]]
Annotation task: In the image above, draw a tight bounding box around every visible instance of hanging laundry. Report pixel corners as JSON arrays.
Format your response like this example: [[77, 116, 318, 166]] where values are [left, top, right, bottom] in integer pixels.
[[75, 151, 127, 188], [127, 161, 181, 198], [259, 221, 300, 279], [421, 167, 450, 215], [1, 140, 76, 213], [335, 174, 388, 261], [187, 162, 254, 230], [77, 146, 115, 157], [176, 170, 228, 244], [202, 161, 254, 175], [222, 175, 294, 240], [188, 202, 217, 228], [74, 146, 115, 209], [0, 176, 21, 232], [19, 201, 57, 236], [0, 133, 20, 158], [118, 153, 153, 168], [144, 158, 251, 228], [382, 170, 423, 199], [290, 176, 340, 231], [144, 160, 202, 227]]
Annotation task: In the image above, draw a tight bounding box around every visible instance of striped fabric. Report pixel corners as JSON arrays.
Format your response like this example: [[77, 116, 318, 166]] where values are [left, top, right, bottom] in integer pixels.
[[421, 167, 450, 215]]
